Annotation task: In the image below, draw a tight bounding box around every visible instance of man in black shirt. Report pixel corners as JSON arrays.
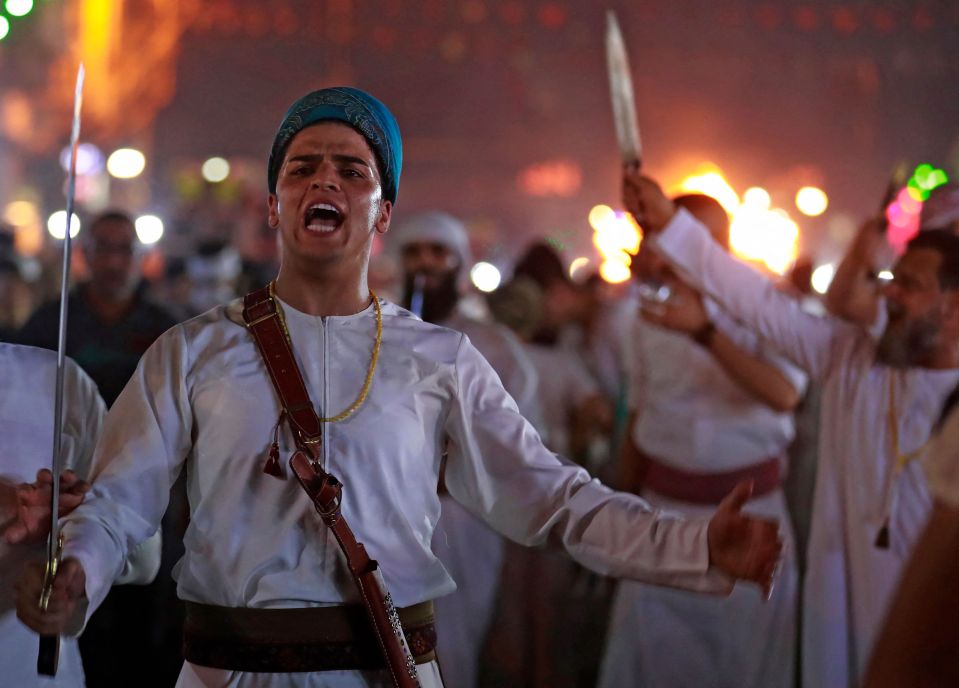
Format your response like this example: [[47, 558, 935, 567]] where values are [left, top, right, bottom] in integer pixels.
[[18, 210, 176, 406]]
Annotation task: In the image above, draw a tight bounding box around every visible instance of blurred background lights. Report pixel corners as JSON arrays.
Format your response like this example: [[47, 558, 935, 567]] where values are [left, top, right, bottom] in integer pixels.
[[470, 261, 501, 292], [742, 187, 771, 209], [588, 204, 615, 231], [0, 16, 10, 41], [673, 165, 741, 215], [877, 269, 894, 282], [107, 148, 146, 179], [134, 215, 164, 244], [3, 199, 38, 227], [599, 257, 631, 284], [590, 206, 641, 284], [60, 143, 105, 176], [883, 162, 950, 253], [201, 156, 230, 183], [47, 211, 81, 239], [568, 256, 591, 280], [796, 186, 829, 217], [670, 165, 800, 275], [5, 0, 33, 17], [811, 263, 835, 295]]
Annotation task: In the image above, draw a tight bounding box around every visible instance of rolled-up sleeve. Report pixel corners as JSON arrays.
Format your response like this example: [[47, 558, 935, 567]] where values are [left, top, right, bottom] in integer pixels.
[[443, 335, 733, 593]]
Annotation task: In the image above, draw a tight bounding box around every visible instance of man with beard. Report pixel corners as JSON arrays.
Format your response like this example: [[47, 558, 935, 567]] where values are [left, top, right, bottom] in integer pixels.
[[15, 87, 782, 688], [391, 211, 540, 688], [622, 170, 959, 688], [826, 182, 959, 334]]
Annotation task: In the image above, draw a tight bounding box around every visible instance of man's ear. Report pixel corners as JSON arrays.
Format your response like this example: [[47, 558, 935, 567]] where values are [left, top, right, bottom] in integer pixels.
[[374, 199, 392, 236], [267, 194, 280, 229]]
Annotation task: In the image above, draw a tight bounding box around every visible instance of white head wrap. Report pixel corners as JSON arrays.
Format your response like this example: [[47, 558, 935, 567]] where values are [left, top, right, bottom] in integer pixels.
[[920, 182, 959, 232], [389, 211, 473, 270]]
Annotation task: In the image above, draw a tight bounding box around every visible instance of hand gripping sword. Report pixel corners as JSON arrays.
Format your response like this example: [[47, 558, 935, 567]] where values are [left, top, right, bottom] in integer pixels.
[[38, 62, 85, 678], [605, 11, 642, 169]]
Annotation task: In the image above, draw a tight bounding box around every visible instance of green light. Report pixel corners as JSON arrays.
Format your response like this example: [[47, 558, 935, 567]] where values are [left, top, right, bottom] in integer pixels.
[[909, 163, 950, 195], [0, 16, 9, 41], [5, 0, 33, 17]]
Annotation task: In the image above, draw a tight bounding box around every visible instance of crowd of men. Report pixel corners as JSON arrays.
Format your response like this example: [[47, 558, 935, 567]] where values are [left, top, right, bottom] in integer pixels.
[[1, 86, 958, 688]]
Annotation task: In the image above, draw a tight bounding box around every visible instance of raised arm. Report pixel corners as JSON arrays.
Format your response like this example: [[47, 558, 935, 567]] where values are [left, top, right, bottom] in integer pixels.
[[442, 336, 780, 595], [640, 279, 804, 412], [824, 216, 887, 331], [624, 172, 847, 380]]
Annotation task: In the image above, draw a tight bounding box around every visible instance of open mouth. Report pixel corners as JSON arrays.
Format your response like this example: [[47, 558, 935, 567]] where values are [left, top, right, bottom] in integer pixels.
[[304, 203, 343, 233]]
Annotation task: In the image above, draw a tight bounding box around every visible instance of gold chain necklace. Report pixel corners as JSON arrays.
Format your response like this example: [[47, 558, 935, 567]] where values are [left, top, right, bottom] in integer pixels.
[[269, 280, 382, 423]]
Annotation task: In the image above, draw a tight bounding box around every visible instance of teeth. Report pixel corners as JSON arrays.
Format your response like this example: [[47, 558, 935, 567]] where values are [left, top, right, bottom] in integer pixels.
[[305, 202, 341, 233]]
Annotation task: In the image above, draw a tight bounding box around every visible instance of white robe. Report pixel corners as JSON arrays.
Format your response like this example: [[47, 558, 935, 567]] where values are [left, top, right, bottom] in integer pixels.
[[0, 344, 105, 688], [60, 296, 732, 688], [600, 311, 806, 688], [653, 209, 959, 688], [432, 311, 540, 688]]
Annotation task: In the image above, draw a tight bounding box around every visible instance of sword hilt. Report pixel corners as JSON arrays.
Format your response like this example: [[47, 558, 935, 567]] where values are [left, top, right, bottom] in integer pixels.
[[37, 533, 63, 676]]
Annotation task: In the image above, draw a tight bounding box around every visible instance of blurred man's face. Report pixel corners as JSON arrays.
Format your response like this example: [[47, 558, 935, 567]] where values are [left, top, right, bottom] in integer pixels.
[[86, 218, 139, 300], [878, 248, 948, 366], [401, 241, 458, 290]]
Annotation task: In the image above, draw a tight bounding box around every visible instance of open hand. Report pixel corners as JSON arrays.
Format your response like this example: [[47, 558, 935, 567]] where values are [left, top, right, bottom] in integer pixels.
[[15, 558, 86, 636], [3, 469, 90, 545], [639, 279, 709, 335], [622, 168, 676, 234], [707, 481, 782, 598]]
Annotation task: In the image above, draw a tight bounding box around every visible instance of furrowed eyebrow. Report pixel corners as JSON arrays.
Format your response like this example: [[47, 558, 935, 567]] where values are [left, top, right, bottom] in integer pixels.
[[286, 154, 373, 171]]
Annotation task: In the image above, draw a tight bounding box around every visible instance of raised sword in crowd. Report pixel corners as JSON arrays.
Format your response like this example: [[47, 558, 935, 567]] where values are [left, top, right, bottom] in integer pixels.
[[605, 10, 642, 169], [37, 61, 85, 678]]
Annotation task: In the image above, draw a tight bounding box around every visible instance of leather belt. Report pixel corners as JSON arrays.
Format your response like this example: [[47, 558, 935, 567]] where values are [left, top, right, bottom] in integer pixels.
[[182, 601, 437, 673], [643, 455, 782, 505]]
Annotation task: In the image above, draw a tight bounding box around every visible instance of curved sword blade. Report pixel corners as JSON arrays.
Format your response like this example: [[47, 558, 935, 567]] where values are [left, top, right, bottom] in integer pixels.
[[605, 11, 642, 167]]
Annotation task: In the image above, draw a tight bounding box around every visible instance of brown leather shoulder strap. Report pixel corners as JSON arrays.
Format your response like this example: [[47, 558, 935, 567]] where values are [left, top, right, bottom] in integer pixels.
[[242, 286, 322, 443]]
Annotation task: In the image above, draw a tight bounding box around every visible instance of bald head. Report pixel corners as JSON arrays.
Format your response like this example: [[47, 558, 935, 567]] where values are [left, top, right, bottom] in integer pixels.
[[674, 194, 730, 250]]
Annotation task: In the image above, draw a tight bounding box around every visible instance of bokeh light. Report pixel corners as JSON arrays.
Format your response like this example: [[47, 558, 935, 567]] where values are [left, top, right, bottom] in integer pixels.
[[568, 256, 591, 281], [470, 261, 501, 292], [743, 187, 771, 209], [60, 143, 105, 176], [47, 211, 81, 239], [201, 157, 230, 183], [135, 215, 164, 244], [599, 257, 631, 284], [0, 17, 10, 41], [811, 263, 835, 294], [796, 186, 829, 217], [107, 148, 146, 179], [5, 0, 33, 18]]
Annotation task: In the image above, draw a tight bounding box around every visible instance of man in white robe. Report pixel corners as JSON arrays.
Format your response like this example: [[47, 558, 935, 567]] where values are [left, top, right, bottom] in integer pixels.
[[16, 88, 781, 688], [623, 170, 959, 688], [599, 195, 806, 688], [1, 343, 160, 687], [391, 210, 542, 688]]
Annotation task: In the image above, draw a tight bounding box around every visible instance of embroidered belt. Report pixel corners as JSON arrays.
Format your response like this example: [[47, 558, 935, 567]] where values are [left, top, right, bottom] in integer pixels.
[[643, 455, 782, 505], [182, 601, 436, 673]]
